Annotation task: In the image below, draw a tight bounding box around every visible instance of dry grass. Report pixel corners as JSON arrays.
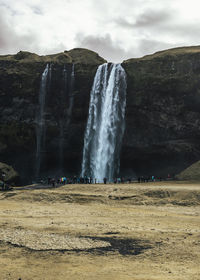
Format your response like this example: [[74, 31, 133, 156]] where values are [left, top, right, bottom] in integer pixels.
[[124, 45, 200, 63], [0, 48, 106, 65], [0, 181, 200, 280]]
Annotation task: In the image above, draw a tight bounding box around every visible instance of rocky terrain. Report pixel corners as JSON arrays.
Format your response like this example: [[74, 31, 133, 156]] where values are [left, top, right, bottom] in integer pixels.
[[1, 46, 200, 183], [0, 182, 199, 279], [122, 46, 200, 177], [176, 160, 200, 181]]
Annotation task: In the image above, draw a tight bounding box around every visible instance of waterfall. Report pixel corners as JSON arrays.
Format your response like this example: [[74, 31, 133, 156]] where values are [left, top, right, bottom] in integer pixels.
[[35, 64, 50, 178], [59, 64, 75, 174], [58, 65, 67, 173], [66, 64, 75, 127], [81, 63, 127, 182]]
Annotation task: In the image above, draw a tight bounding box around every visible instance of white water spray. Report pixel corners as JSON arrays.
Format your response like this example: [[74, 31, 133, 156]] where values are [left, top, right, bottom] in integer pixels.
[[81, 63, 127, 182]]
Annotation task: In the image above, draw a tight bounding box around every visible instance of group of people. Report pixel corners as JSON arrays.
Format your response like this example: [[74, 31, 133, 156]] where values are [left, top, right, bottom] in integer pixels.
[[137, 174, 173, 183], [44, 175, 130, 187], [47, 175, 95, 187]]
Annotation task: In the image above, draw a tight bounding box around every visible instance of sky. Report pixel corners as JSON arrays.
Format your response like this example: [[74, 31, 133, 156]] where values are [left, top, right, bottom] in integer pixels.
[[0, 0, 200, 62]]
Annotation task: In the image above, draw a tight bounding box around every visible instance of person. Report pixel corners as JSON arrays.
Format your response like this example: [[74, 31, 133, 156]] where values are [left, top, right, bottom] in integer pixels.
[[103, 177, 107, 184], [80, 177, 84, 184], [84, 175, 88, 184], [63, 177, 67, 184], [48, 177, 51, 185], [51, 178, 55, 187], [0, 181, 4, 191], [73, 175, 77, 184]]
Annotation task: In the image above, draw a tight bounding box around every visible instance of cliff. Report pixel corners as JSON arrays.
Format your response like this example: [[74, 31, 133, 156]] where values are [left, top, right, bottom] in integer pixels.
[[121, 46, 200, 177], [0, 49, 106, 183], [1, 46, 200, 183]]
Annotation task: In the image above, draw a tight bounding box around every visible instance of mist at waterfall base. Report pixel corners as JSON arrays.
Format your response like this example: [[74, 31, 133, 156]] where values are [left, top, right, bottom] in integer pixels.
[[81, 63, 127, 183]]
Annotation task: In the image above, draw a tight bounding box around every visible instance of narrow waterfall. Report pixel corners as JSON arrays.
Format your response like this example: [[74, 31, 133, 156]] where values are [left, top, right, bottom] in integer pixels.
[[59, 64, 75, 174], [35, 64, 50, 178], [66, 64, 75, 127], [59, 65, 68, 173], [81, 63, 127, 182], [70, 64, 75, 111]]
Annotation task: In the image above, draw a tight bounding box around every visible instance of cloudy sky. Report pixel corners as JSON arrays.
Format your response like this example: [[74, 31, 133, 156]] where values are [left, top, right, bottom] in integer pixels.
[[0, 0, 200, 62]]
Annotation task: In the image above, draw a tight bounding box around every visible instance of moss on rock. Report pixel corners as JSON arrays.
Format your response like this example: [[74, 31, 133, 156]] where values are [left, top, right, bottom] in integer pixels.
[[0, 162, 20, 184]]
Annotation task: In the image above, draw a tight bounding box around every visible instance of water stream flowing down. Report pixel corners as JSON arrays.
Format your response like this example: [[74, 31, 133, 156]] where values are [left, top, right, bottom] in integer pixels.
[[59, 64, 75, 174], [35, 64, 50, 178], [81, 63, 127, 182]]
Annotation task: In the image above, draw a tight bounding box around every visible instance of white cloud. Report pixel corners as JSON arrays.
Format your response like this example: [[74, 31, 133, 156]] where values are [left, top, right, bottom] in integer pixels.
[[0, 0, 200, 61]]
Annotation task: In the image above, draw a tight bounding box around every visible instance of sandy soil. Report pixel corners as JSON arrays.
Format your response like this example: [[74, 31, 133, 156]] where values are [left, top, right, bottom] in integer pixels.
[[0, 181, 200, 280]]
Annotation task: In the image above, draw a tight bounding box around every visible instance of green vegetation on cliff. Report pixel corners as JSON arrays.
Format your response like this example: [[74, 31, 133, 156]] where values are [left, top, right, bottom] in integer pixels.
[[0, 48, 106, 65], [123, 45, 200, 63]]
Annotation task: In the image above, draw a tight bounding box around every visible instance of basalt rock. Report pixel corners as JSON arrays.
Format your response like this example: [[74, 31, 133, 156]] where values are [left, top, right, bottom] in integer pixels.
[[0, 49, 106, 183], [0, 162, 20, 184], [1, 46, 200, 183], [121, 46, 200, 177]]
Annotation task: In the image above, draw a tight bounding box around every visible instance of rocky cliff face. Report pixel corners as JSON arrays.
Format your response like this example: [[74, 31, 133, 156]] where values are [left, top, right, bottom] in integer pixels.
[[122, 46, 200, 177], [1, 46, 200, 183], [0, 49, 106, 183]]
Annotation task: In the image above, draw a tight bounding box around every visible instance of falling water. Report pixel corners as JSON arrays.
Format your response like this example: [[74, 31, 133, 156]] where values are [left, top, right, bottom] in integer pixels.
[[81, 63, 127, 182], [59, 64, 75, 174], [59, 65, 68, 173], [66, 64, 75, 127], [35, 64, 50, 178]]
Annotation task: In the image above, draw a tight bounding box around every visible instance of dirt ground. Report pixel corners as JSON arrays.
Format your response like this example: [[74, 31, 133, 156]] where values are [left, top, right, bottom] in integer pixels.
[[0, 181, 200, 280]]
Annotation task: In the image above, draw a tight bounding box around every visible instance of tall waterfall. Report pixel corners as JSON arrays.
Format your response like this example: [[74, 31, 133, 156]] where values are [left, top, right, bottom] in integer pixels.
[[35, 64, 50, 178], [81, 63, 127, 182]]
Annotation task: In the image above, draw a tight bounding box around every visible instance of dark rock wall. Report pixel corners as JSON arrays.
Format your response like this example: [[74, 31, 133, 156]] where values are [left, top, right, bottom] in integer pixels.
[[1, 47, 200, 183], [0, 50, 105, 183], [121, 51, 200, 177]]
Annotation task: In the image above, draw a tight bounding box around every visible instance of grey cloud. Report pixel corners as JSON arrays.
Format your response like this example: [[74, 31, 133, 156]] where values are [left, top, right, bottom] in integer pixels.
[[135, 9, 172, 27], [0, 10, 39, 54], [115, 9, 173, 29], [161, 22, 200, 41], [115, 18, 135, 29], [0, 2, 20, 16], [75, 33, 135, 62], [137, 39, 175, 56], [31, 6, 43, 15]]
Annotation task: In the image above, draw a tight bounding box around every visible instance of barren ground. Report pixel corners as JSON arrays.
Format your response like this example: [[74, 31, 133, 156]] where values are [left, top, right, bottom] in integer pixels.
[[0, 181, 200, 280]]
